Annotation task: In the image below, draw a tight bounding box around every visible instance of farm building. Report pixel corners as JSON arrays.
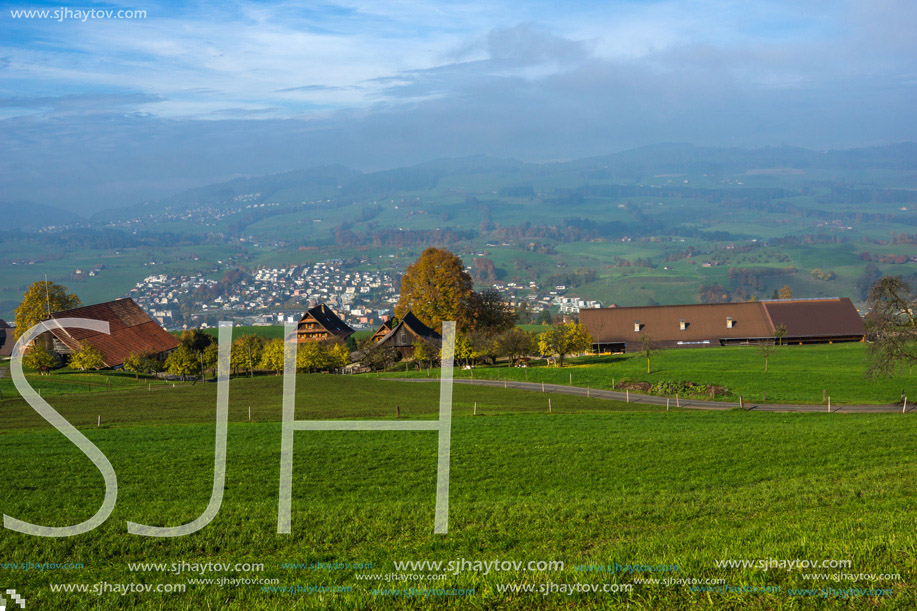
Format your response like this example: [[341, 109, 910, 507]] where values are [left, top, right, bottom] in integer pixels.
[[371, 311, 442, 358], [296, 303, 354, 343], [38, 298, 179, 368], [369, 318, 393, 343], [0, 319, 16, 358], [580, 297, 865, 353]]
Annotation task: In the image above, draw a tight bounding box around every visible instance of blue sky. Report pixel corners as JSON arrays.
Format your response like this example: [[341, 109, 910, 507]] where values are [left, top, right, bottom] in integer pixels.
[[1, 0, 915, 212]]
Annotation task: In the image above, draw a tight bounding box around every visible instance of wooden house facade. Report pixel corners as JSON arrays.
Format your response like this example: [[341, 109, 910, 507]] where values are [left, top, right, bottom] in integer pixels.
[[296, 304, 355, 343], [372, 311, 442, 358]]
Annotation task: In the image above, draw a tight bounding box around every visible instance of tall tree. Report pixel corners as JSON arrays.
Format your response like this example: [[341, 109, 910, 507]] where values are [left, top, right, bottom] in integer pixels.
[[466, 287, 516, 335], [495, 327, 536, 365], [179, 329, 214, 353], [864, 275, 917, 378], [395, 248, 476, 330], [14, 281, 81, 339], [778, 285, 793, 299]]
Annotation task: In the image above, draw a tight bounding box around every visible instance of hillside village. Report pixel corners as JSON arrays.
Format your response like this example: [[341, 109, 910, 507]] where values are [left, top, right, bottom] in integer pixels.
[[127, 261, 601, 331]]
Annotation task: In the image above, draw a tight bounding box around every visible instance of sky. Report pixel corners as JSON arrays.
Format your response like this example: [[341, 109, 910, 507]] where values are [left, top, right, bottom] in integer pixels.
[[0, 0, 915, 214]]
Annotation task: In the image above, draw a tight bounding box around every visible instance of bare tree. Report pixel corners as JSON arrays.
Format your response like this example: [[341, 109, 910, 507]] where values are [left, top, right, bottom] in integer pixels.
[[639, 333, 655, 374], [759, 324, 787, 373], [864, 275, 917, 378]]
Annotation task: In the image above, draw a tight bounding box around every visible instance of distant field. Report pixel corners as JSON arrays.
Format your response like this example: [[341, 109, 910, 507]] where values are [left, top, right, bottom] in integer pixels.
[[381, 343, 916, 406], [0, 375, 914, 609]]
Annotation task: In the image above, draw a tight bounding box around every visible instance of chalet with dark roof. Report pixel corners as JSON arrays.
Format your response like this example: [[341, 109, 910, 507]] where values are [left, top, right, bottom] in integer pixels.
[[0, 319, 15, 358], [40, 298, 179, 368], [373, 311, 442, 358], [580, 297, 864, 353], [297, 303, 354, 343], [369, 318, 393, 344]]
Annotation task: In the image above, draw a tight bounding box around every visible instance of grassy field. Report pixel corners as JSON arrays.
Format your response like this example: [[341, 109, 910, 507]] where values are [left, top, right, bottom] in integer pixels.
[[0, 375, 915, 609], [380, 343, 916, 406], [0, 363, 171, 400]]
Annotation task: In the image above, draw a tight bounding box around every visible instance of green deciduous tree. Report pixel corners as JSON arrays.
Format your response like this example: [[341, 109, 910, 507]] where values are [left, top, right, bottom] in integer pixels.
[[538, 322, 592, 367], [259, 339, 286, 374], [70, 344, 105, 371], [201, 343, 220, 378], [466, 287, 516, 335], [495, 327, 536, 365], [22, 344, 57, 374], [296, 341, 330, 372], [231, 334, 263, 377], [178, 329, 214, 353], [164, 345, 200, 381], [123, 349, 162, 379], [14, 281, 81, 339]]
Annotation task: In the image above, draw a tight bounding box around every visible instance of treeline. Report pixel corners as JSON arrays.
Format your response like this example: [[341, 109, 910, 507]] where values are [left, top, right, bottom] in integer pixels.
[[333, 226, 474, 248], [857, 252, 913, 264], [728, 266, 797, 292], [545, 269, 597, 287], [0, 228, 207, 250]]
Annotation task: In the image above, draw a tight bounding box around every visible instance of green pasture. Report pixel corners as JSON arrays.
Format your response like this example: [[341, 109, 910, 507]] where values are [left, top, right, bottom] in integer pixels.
[[381, 343, 916, 406], [0, 375, 914, 609]]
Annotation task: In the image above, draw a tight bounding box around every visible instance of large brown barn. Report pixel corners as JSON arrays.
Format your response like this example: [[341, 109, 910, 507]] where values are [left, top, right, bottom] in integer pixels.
[[580, 298, 865, 353], [39, 298, 179, 367]]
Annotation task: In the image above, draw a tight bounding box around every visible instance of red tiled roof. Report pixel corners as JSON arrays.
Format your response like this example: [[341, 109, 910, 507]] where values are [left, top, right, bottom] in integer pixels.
[[47, 298, 179, 367]]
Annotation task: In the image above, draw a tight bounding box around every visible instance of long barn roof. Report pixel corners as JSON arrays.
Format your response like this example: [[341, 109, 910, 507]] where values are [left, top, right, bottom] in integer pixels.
[[580, 298, 864, 345], [46, 298, 179, 367]]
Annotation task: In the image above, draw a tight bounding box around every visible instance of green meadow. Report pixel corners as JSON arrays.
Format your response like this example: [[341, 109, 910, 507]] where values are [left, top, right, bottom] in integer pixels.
[[0, 375, 915, 609], [383, 343, 917, 406]]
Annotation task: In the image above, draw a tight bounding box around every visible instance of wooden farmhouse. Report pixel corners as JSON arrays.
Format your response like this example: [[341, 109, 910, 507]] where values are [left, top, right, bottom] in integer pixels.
[[369, 318, 393, 344], [296, 303, 355, 343], [36, 298, 179, 368], [580, 297, 865, 354], [0, 319, 15, 358], [371, 311, 442, 358]]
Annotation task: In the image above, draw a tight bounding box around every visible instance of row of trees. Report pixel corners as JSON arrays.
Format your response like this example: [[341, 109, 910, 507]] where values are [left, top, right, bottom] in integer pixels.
[[154, 330, 352, 380]]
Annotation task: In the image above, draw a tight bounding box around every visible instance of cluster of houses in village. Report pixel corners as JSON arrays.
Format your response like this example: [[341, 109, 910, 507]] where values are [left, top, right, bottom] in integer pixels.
[[479, 280, 602, 316], [129, 262, 398, 330], [128, 260, 600, 332]]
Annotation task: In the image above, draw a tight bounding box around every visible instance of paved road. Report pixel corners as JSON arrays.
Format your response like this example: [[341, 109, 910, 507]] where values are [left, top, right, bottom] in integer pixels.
[[388, 378, 911, 414]]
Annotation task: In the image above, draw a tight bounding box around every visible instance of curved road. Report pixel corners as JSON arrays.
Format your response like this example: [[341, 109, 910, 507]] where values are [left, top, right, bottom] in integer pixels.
[[389, 378, 911, 414]]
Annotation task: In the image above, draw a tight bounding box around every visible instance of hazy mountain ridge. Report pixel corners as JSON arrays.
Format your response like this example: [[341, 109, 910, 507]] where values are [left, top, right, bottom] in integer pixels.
[[88, 142, 917, 223], [0, 201, 84, 229]]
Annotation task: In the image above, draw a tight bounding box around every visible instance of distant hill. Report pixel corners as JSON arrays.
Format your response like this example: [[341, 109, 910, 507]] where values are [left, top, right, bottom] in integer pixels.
[[90, 143, 917, 221], [0, 201, 83, 230]]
